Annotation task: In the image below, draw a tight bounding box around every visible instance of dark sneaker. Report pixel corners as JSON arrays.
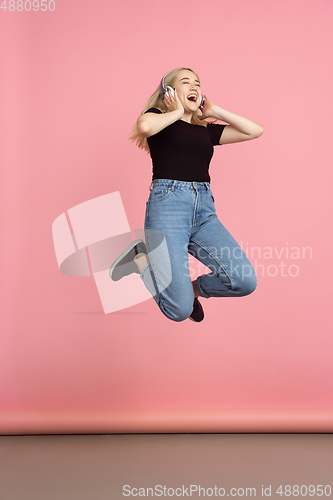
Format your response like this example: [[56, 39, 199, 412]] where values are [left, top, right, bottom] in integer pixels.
[[109, 239, 147, 281], [189, 297, 204, 322]]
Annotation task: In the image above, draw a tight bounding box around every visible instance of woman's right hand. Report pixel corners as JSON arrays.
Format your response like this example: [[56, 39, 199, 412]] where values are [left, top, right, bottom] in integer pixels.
[[163, 88, 184, 115]]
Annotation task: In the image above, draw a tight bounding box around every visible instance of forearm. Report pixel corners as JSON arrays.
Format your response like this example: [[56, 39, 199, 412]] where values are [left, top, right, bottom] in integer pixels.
[[211, 105, 264, 136], [137, 109, 183, 137]]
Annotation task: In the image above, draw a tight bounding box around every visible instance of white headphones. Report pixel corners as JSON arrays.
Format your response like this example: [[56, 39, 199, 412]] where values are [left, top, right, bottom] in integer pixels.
[[160, 72, 205, 108]]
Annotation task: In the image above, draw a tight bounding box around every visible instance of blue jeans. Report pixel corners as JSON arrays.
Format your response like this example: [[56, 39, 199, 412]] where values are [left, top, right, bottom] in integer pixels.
[[140, 180, 257, 322]]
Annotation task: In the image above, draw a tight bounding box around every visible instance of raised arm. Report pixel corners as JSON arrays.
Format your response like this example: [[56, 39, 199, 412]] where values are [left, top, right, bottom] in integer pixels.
[[137, 109, 182, 137], [199, 96, 264, 145], [137, 89, 184, 138]]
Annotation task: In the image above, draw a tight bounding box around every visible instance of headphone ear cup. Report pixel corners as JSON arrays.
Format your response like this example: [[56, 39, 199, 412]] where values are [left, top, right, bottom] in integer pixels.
[[199, 94, 205, 107], [160, 73, 175, 102], [166, 86, 175, 99], [160, 86, 175, 102]]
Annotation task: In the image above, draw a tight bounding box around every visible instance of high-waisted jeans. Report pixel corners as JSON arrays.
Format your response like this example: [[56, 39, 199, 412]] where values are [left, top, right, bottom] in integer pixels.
[[140, 179, 257, 322]]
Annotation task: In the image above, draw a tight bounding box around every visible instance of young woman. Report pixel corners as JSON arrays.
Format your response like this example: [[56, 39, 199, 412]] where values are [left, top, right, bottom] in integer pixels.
[[110, 67, 263, 323]]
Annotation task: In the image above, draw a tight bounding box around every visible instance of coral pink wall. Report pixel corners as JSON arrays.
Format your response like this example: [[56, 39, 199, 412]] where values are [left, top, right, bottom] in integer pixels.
[[1, 0, 332, 424]]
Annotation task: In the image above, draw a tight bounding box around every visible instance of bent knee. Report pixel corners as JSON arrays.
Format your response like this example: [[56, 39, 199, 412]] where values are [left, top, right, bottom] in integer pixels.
[[230, 262, 257, 296], [236, 273, 257, 296]]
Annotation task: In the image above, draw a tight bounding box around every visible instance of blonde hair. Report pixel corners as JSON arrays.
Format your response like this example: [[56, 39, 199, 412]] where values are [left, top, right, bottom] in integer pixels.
[[129, 67, 209, 153]]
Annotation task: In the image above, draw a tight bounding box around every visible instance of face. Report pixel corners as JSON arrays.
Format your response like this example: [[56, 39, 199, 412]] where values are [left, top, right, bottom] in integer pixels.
[[172, 69, 202, 112]]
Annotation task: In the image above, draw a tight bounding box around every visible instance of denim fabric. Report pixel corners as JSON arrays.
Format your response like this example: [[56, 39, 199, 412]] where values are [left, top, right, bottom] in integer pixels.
[[140, 179, 257, 322]]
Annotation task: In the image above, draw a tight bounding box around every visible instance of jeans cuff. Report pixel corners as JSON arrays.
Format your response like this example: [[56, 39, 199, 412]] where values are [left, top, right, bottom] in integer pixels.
[[140, 262, 150, 279], [195, 276, 209, 299]]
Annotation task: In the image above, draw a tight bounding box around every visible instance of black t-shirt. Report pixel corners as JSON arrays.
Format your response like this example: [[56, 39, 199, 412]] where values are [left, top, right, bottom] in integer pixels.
[[145, 107, 226, 182]]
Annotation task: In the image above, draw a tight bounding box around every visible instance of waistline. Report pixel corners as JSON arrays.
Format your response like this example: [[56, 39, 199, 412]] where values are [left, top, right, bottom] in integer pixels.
[[149, 179, 210, 192]]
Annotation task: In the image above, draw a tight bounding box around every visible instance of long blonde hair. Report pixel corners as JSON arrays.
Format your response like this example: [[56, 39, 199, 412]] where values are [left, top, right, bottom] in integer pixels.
[[129, 67, 209, 153]]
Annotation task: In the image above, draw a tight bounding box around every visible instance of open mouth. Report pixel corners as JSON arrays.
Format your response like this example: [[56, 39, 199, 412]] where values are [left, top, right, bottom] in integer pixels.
[[187, 94, 197, 102]]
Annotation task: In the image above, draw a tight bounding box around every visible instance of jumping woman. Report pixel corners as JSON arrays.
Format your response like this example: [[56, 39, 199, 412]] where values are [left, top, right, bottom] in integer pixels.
[[110, 67, 263, 322]]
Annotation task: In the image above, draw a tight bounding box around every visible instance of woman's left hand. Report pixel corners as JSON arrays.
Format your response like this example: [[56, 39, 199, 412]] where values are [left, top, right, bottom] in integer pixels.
[[198, 95, 215, 120]]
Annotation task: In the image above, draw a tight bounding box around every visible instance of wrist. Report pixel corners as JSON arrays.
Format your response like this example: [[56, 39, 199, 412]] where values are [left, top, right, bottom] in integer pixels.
[[210, 105, 224, 120], [173, 108, 184, 120]]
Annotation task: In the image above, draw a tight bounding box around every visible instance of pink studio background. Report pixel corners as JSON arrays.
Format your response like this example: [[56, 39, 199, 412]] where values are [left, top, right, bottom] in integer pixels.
[[1, 0, 333, 432]]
